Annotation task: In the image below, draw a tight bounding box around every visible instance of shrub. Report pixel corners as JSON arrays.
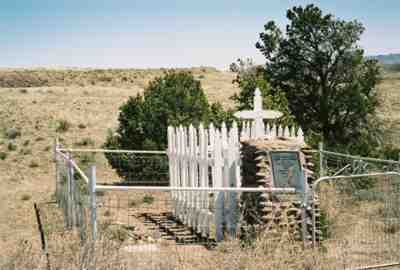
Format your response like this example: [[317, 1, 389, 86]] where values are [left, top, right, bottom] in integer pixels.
[[128, 199, 138, 207], [78, 123, 87, 129], [35, 136, 45, 141], [143, 194, 155, 204], [104, 71, 217, 183], [78, 153, 95, 166], [22, 140, 30, 146], [54, 119, 71, 133], [107, 226, 129, 242], [21, 194, 31, 201], [28, 160, 39, 168], [5, 128, 21, 139], [0, 151, 7, 160], [19, 88, 28, 94], [74, 137, 95, 147], [7, 142, 17, 151], [20, 148, 32, 155]]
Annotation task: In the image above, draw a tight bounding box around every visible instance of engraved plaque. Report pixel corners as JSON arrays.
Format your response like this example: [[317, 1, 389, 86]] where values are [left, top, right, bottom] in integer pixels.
[[270, 151, 303, 191]]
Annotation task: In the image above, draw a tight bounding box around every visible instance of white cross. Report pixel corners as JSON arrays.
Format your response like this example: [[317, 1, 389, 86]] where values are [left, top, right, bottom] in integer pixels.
[[234, 88, 283, 138]]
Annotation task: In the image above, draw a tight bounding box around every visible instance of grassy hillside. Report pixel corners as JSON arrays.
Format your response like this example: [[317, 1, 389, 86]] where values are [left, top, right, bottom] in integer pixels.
[[0, 68, 238, 261], [0, 67, 399, 263], [378, 70, 400, 145]]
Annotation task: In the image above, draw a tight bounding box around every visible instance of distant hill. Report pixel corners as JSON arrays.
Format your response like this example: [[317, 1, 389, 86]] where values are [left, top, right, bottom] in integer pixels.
[[0, 67, 220, 88], [368, 53, 400, 65]]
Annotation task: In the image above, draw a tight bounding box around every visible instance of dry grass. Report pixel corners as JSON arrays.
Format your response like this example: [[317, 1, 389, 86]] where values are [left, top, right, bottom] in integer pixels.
[[0, 67, 237, 262], [2, 225, 337, 270], [0, 67, 399, 269], [378, 70, 400, 145]]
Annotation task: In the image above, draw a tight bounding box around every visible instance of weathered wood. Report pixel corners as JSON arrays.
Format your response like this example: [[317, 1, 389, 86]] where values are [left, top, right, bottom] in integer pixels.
[[34, 203, 51, 270]]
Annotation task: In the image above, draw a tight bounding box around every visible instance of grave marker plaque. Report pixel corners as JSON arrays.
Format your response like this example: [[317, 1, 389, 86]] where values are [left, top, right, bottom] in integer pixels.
[[270, 151, 304, 192]]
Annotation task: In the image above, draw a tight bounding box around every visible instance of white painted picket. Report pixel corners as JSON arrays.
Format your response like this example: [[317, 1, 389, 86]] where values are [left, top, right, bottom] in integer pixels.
[[167, 121, 304, 240], [241, 120, 304, 141]]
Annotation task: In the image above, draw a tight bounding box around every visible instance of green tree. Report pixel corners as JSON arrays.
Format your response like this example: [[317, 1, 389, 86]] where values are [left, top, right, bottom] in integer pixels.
[[255, 5, 381, 153], [208, 102, 236, 128]]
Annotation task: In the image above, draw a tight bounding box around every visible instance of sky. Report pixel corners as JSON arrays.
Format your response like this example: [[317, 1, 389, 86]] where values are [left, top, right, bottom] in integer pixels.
[[1, 0, 399, 70]]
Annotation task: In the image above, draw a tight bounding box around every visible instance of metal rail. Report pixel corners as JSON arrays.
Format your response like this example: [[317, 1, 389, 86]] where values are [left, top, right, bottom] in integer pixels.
[[311, 171, 400, 270], [320, 150, 400, 165], [95, 185, 297, 193], [350, 262, 400, 270], [56, 149, 90, 184], [58, 148, 167, 154]]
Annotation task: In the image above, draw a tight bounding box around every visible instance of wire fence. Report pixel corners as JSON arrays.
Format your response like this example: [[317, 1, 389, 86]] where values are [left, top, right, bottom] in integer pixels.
[[91, 189, 316, 269], [45, 142, 400, 270], [62, 148, 169, 186], [54, 149, 91, 243], [312, 173, 400, 269], [319, 143, 400, 177]]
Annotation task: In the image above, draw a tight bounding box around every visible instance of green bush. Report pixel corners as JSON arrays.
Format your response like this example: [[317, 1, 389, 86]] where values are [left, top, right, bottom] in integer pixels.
[[104, 71, 233, 183], [74, 137, 95, 147], [5, 128, 21, 139], [7, 142, 17, 151], [0, 151, 7, 160], [142, 194, 155, 204], [54, 119, 71, 133]]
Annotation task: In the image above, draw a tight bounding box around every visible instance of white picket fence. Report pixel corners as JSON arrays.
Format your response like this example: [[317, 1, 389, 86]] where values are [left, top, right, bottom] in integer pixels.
[[240, 120, 304, 141], [167, 121, 304, 240]]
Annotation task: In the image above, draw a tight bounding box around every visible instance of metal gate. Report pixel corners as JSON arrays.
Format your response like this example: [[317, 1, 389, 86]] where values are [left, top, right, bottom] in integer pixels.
[[312, 172, 400, 269]]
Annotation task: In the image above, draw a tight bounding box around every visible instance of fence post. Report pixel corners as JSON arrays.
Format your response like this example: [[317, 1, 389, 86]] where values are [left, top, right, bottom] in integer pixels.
[[54, 137, 60, 203], [66, 152, 73, 229], [300, 171, 309, 248], [89, 165, 97, 245], [319, 142, 325, 177], [398, 153, 400, 172], [69, 158, 77, 228], [311, 188, 317, 248]]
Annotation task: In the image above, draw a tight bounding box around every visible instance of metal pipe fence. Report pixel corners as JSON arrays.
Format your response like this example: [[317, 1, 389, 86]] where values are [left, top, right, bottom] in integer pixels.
[[52, 140, 400, 270], [312, 172, 400, 270]]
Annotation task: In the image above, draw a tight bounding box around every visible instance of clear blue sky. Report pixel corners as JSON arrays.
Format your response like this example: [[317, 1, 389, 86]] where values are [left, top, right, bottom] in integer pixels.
[[1, 0, 399, 69]]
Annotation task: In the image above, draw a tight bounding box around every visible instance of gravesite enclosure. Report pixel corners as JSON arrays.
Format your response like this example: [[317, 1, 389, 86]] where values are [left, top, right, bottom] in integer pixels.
[[47, 90, 400, 270], [3, 2, 400, 270]]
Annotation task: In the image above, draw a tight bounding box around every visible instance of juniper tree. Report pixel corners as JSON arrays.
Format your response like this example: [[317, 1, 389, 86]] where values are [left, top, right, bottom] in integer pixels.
[[256, 4, 381, 153]]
